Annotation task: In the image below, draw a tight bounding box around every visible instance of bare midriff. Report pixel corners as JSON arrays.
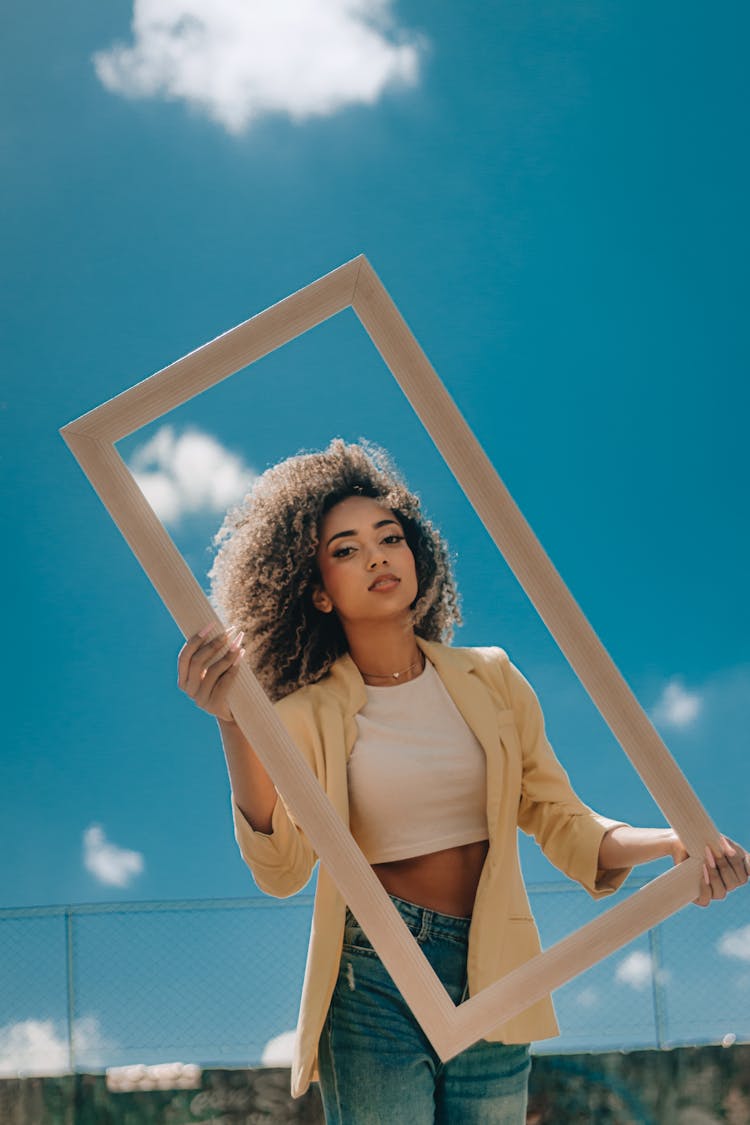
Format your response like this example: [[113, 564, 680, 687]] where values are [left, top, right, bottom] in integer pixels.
[[371, 839, 490, 918]]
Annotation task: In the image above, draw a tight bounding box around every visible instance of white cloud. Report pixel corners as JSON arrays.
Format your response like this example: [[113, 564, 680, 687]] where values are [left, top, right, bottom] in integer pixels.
[[717, 924, 750, 963], [614, 951, 671, 993], [83, 825, 144, 888], [128, 426, 256, 527], [574, 986, 599, 1009], [651, 678, 702, 729], [615, 950, 654, 991], [261, 1029, 296, 1066], [0, 1017, 108, 1077], [93, 0, 425, 134]]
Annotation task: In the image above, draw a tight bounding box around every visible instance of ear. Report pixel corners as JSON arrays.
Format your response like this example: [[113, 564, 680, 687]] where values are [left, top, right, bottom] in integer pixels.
[[311, 585, 334, 614]]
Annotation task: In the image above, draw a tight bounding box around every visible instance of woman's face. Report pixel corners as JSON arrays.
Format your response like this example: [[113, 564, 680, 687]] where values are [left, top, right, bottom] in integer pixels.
[[313, 495, 419, 627]]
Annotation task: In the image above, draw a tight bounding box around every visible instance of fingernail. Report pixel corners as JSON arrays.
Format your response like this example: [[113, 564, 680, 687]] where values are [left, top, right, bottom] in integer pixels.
[[703, 864, 710, 884], [230, 630, 245, 650], [226, 624, 240, 636], [705, 846, 717, 868], [198, 624, 215, 638], [722, 837, 737, 856], [232, 648, 245, 666]]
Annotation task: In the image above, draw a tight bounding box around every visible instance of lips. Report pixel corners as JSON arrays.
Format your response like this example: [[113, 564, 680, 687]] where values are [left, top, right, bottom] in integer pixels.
[[368, 574, 400, 591]]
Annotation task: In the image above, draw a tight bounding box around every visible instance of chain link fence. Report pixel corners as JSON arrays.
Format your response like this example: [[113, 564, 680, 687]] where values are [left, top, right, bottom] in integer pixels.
[[1, 878, 748, 1075]]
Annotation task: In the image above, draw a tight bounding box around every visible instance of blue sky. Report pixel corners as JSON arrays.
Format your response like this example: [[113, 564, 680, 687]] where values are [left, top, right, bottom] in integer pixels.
[[2, 0, 748, 1072]]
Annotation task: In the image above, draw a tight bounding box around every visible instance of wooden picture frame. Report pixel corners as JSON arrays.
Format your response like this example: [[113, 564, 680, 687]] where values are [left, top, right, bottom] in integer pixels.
[[60, 255, 720, 1061]]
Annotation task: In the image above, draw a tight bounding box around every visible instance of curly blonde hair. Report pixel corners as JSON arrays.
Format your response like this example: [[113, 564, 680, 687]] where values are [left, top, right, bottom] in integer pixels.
[[208, 439, 461, 700]]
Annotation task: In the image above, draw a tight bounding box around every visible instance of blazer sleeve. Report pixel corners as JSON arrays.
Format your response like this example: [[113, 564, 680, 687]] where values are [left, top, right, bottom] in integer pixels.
[[502, 654, 632, 899], [230, 692, 321, 899]]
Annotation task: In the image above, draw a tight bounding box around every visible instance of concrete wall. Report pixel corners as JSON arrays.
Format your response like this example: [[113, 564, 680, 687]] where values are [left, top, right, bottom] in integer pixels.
[[1, 1045, 749, 1124]]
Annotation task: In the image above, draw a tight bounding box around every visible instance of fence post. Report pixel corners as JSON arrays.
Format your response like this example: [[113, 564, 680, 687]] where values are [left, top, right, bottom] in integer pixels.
[[648, 923, 668, 1049], [65, 909, 75, 1072]]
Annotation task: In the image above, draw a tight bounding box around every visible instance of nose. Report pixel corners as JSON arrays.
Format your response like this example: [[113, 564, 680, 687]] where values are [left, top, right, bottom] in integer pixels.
[[367, 549, 388, 569]]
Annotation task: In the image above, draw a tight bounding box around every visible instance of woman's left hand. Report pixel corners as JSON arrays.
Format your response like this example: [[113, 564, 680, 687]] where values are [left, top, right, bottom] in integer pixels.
[[669, 834, 749, 907]]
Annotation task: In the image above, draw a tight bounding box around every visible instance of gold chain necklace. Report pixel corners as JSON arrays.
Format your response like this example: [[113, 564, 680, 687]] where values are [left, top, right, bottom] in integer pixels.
[[359, 654, 425, 682]]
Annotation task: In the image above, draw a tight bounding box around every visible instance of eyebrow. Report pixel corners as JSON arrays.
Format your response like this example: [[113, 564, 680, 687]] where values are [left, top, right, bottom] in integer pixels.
[[325, 519, 401, 549]]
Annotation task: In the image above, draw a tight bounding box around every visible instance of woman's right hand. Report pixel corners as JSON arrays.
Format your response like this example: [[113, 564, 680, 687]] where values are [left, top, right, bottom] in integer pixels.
[[177, 624, 245, 724]]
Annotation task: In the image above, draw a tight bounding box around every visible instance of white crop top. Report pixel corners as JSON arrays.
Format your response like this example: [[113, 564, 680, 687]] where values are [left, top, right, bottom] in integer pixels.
[[347, 658, 489, 864]]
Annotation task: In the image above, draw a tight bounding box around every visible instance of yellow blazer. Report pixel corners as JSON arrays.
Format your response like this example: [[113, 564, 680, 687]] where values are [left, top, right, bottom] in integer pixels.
[[231, 638, 630, 1097]]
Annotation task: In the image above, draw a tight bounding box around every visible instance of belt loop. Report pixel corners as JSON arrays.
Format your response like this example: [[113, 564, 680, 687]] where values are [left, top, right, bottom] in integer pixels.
[[418, 908, 432, 942]]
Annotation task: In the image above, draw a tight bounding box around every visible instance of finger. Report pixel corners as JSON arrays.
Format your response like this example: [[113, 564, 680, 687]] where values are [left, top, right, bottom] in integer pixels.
[[720, 837, 749, 886], [704, 847, 729, 901], [693, 865, 712, 907], [196, 641, 241, 694], [195, 654, 244, 721], [178, 624, 221, 688], [194, 642, 245, 706], [204, 649, 245, 712], [184, 633, 235, 696], [710, 843, 744, 893], [218, 662, 243, 724], [195, 634, 236, 686]]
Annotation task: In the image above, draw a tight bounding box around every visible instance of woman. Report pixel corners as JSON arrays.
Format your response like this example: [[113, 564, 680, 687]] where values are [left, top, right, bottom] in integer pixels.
[[178, 439, 747, 1124]]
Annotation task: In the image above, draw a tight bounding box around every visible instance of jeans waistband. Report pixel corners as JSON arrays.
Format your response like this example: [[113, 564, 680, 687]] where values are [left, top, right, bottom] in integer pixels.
[[346, 894, 472, 943]]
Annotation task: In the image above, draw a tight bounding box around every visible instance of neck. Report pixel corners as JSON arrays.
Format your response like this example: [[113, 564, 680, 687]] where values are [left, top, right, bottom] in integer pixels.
[[344, 620, 423, 683]]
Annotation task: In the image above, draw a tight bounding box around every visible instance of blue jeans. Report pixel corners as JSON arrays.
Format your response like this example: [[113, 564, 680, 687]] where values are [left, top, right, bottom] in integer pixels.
[[317, 895, 531, 1124]]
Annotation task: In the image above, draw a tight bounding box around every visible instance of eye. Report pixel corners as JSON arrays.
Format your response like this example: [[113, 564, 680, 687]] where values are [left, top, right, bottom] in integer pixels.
[[332, 545, 355, 558], [383, 534, 405, 545]]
